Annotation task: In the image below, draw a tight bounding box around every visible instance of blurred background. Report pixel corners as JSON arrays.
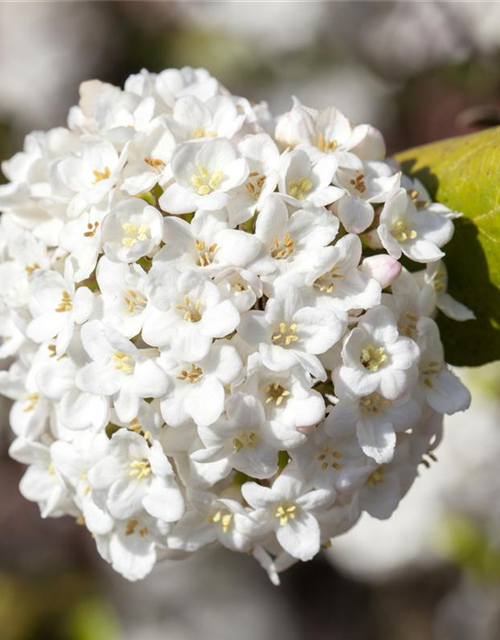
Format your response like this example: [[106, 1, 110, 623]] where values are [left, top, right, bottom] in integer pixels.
[[2, 2, 500, 639]]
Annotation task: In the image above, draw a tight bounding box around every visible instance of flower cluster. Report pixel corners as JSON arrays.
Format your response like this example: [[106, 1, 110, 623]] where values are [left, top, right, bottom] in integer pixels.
[[0, 67, 473, 583]]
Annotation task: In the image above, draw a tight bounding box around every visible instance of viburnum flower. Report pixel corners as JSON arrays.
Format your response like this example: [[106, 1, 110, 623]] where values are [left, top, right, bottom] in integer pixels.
[[0, 67, 473, 584]]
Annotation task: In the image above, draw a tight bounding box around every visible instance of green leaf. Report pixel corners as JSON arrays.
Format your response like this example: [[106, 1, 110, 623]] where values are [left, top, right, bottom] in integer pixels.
[[395, 127, 500, 366]]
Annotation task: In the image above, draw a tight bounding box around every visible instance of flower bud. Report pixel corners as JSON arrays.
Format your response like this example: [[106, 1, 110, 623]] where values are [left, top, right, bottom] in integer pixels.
[[360, 254, 402, 288]]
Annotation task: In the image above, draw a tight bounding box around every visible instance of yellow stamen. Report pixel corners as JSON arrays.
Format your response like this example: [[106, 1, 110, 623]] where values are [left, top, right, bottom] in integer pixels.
[[231, 432, 258, 452], [288, 177, 313, 201], [112, 351, 135, 373], [270, 234, 294, 260], [129, 459, 152, 481], [367, 466, 386, 487], [360, 345, 389, 372], [264, 382, 291, 406], [272, 322, 299, 347], [122, 223, 150, 247], [317, 133, 338, 153], [275, 503, 297, 527], [177, 363, 204, 384], [93, 167, 111, 183], [190, 164, 224, 195], [55, 290, 73, 313], [175, 295, 202, 322], [391, 219, 417, 243]]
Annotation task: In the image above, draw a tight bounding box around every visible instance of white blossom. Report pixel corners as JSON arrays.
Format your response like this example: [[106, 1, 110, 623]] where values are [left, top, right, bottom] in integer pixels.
[[0, 66, 471, 583]]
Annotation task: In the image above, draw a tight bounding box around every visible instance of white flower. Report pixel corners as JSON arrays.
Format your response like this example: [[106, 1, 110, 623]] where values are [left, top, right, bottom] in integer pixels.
[[0, 66, 471, 583], [159, 208, 264, 275], [417, 260, 475, 322], [334, 306, 420, 400], [238, 288, 342, 380], [226, 133, 281, 225], [94, 513, 172, 582], [9, 438, 75, 518], [334, 158, 401, 233], [290, 420, 374, 491], [165, 95, 245, 143], [27, 260, 93, 355], [159, 138, 249, 214], [378, 188, 454, 263], [159, 341, 242, 428], [416, 318, 471, 415], [278, 149, 343, 209], [97, 257, 150, 338], [59, 201, 108, 281], [144, 266, 240, 359], [304, 234, 381, 313], [242, 467, 334, 561], [54, 136, 128, 218], [50, 432, 114, 535], [275, 99, 385, 161], [243, 353, 325, 430], [120, 126, 175, 196], [193, 392, 304, 479], [327, 389, 422, 464], [101, 197, 164, 263], [76, 320, 168, 422], [88, 430, 184, 522], [168, 487, 252, 553], [254, 195, 339, 289]]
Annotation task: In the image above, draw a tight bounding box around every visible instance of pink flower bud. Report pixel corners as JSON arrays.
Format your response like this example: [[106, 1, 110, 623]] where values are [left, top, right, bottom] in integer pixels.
[[361, 254, 402, 288]]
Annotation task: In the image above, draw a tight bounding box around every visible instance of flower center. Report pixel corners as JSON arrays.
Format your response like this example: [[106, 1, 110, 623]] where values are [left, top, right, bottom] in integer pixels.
[[270, 234, 294, 259], [83, 221, 99, 238], [206, 509, 233, 533], [245, 171, 266, 201], [317, 133, 338, 153], [422, 360, 441, 389], [24, 393, 40, 413], [232, 431, 259, 452], [398, 311, 419, 339], [391, 219, 417, 243], [366, 466, 386, 487], [360, 393, 391, 415], [176, 295, 202, 322], [430, 268, 446, 293], [190, 164, 224, 195], [275, 503, 297, 526], [122, 223, 150, 247], [55, 290, 73, 313], [125, 518, 149, 537], [314, 267, 343, 294], [124, 289, 147, 315], [195, 239, 217, 267], [360, 344, 389, 372], [316, 446, 343, 471], [129, 459, 151, 481], [272, 322, 299, 347], [177, 363, 204, 384], [407, 189, 430, 210], [93, 166, 111, 183], [112, 351, 135, 373], [144, 157, 166, 169], [192, 127, 217, 139], [264, 382, 291, 406], [288, 176, 313, 200], [350, 174, 366, 194]]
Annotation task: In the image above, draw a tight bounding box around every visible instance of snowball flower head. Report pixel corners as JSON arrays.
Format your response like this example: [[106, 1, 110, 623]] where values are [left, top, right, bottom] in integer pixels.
[[0, 67, 472, 583]]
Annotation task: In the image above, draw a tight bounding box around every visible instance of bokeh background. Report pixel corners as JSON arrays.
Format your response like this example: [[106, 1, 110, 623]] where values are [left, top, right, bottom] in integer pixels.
[[2, 2, 500, 639]]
